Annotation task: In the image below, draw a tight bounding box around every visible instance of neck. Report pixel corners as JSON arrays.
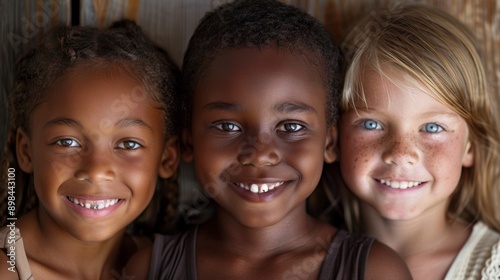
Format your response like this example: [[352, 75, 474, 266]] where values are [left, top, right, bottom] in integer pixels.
[[360, 202, 472, 280], [18, 209, 127, 279], [199, 202, 331, 259]]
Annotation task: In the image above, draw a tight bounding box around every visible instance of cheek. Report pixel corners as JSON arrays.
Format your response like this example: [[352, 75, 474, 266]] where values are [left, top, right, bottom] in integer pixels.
[[420, 137, 466, 182], [284, 140, 325, 182], [32, 146, 75, 187], [339, 133, 377, 176], [192, 138, 237, 187]]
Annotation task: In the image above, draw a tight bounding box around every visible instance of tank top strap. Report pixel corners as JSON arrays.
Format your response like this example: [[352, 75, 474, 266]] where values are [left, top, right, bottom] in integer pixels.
[[0, 226, 34, 280], [319, 229, 374, 280]]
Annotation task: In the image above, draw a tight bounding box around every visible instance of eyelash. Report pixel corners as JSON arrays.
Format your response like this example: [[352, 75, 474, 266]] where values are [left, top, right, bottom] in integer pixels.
[[116, 140, 142, 150], [359, 119, 445, 133], [211, 121, 306, 134], [276, 122, 305, 133], [212, 122, 242, 132], [54, 138, 142, 150], [361, 119, 382, 130], [55, 138, 80, 147], [421, 123, 444, 133]]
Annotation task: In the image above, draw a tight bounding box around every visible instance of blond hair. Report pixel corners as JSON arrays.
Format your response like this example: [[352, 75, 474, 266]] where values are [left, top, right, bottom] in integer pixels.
[[338, 2, 500, 232]]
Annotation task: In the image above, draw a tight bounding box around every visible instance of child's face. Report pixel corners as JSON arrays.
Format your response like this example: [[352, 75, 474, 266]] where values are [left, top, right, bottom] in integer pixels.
[[186, 47, 336, 228], [17, 66, 176, 241], [339, 70, 474, 221]]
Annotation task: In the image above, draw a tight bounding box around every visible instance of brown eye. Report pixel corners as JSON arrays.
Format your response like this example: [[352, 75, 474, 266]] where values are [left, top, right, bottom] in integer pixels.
[[214, 122, 241, 132], [118, 140, 141, 150], [278, 123, 304, 132], [55, 139, 80, 147]]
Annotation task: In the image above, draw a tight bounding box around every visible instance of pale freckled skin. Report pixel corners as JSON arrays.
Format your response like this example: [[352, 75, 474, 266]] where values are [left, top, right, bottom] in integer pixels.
[[338, 69, 474, 280]]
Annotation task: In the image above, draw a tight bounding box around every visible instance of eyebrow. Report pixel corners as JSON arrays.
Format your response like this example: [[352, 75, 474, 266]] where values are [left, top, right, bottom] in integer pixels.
[[273, 102, 316, 114], [352, 107, 460, 119], [44, 117, 83, 129], [44, 117, 153, 132], [203, 102, 244, 112], [115, 118, 154, 132], [203, 101, 317, 114], [419, 111, 460, 119]]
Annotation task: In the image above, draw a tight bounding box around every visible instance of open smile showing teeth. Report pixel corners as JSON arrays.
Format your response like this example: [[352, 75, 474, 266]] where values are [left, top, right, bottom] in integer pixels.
[[379, 179, 423, 189], [67, 196, 120, 210], [236, 182, 285, 194]]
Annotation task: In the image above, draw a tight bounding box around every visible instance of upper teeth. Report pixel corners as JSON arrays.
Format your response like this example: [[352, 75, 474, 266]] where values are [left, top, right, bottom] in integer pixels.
[[67, 196, 119, 210], [237, 182, 285, 194], [380, 179, 422, 189]]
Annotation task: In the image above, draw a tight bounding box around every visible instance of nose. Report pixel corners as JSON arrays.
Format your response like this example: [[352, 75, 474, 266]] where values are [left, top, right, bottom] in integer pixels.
[[74, 146, 116, 183], [237, 132, 280, 167], [381, 132, 419, 166]]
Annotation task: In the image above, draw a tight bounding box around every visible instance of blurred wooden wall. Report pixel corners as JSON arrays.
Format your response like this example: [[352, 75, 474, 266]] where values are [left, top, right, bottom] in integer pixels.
[[1, 0, 499, 159]]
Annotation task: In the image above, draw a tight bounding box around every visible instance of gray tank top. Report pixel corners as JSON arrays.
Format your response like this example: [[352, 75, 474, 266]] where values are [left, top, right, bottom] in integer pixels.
[[149, 227, 374, 280]]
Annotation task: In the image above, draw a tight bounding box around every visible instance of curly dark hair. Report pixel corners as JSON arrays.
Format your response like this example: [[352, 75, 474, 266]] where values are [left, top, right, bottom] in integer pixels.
[[1, 20, 181, 234], [182, 0, 342, 125]]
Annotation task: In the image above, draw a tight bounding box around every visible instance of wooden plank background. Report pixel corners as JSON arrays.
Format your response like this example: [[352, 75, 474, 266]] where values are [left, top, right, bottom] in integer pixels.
[[1, 1, 499, 203], [2, 0, 498, 121]]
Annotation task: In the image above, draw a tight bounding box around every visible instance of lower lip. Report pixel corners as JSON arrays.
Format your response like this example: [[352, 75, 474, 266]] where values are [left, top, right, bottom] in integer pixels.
[[229, 182, 290, 203], [63, 196, 123, 219], [376, 180, 427, 193]]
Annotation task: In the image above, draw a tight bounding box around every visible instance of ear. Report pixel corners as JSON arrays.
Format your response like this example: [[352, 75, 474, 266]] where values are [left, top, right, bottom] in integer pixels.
[[158, 136, 181, 179], [16, 128, 33, 173], [182, 127, 194, 162], [462, 140, 474, 167], [324, 125, 338, 163]]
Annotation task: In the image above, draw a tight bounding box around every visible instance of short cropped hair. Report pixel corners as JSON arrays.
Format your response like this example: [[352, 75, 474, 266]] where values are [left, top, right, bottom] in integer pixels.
[[183, 0, 342, 125]]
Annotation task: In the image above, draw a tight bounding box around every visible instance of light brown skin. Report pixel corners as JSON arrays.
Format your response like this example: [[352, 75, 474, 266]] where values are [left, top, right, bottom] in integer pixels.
[[127, 46, 412, 279], [0, 66, 179, 280]]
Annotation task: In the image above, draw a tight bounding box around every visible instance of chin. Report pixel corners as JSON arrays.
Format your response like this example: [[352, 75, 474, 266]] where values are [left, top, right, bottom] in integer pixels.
[[377, 208, 422, 222], [232, 212, 283, 229], [66, 225, 124, 243]]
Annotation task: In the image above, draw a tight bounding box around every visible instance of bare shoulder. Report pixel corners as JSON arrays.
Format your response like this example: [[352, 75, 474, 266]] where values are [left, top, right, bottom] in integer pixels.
[[124, 242, 153, 280], [365, 241, 412, 280], [0, 250, 19, 280]]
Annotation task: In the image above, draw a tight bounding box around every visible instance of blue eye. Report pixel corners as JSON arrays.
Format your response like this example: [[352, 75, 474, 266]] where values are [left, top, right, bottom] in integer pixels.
[[214, 122, 241, 132], [362, 120, 382, 130], [55, 139, 80, 147], [117, 141, 141, 150], [422, 123, 443, 133], [278, 123, 304, 132]]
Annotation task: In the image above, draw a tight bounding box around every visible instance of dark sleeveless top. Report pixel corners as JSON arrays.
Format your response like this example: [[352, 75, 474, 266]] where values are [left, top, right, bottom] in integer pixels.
[[149, 227, 374, 280]]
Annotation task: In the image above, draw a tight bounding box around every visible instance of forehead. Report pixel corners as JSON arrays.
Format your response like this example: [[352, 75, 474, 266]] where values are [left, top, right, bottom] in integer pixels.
[[51, 63, 155, 102], [350, 66, 418, 103], [355, 69, 460, 114], [196, 47, 326, 103], [37, 64, 159, 118]]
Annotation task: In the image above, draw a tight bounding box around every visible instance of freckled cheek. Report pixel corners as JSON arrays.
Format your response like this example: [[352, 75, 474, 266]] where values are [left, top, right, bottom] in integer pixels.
[[340, 135, 376, 176], [419, 140, 466, 189]]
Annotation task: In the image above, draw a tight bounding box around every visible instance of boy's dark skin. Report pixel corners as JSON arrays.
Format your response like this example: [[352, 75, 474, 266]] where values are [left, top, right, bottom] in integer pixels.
[[127, 46, 411, 279]]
